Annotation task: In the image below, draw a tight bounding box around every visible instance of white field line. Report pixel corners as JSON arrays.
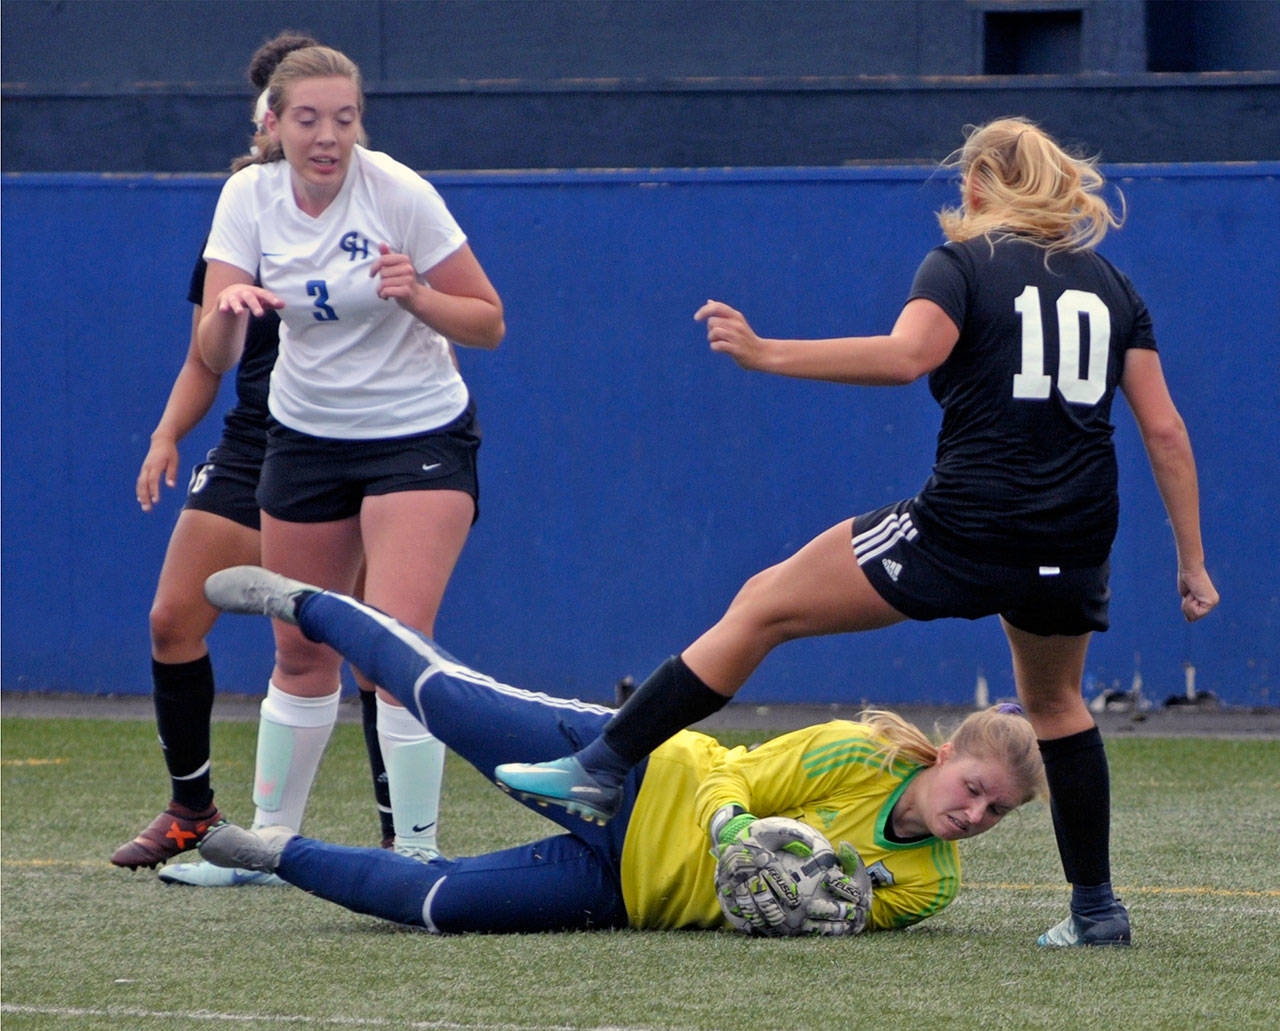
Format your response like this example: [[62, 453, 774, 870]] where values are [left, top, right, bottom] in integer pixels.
[[0, 1005, 653, 1031]]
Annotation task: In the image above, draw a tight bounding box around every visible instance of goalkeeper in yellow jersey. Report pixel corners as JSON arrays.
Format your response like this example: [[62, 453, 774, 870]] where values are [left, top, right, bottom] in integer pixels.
[[194, 567, 1045, 936]]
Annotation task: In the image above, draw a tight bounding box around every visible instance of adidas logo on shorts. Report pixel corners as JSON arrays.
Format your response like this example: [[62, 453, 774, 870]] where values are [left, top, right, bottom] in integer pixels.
[[881, 557, 903, 582]]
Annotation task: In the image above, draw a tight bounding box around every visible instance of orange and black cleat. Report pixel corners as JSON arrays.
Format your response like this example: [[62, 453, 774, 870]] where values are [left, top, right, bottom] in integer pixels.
[[110, 802, 221, 869]]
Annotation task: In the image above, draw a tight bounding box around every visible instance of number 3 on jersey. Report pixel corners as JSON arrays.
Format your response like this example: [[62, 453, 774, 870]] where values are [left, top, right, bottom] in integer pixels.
[[306, 279, 339, 322], [1012, 285, 1109, 405]]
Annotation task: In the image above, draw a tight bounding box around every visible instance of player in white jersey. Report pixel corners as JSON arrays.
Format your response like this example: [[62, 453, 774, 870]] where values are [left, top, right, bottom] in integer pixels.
[[111, 32, 399, 878], [197, 45, 505, 866]]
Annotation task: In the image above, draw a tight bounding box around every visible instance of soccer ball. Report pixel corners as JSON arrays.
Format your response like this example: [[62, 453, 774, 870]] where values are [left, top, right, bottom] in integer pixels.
[[716, 816, 852, 937]]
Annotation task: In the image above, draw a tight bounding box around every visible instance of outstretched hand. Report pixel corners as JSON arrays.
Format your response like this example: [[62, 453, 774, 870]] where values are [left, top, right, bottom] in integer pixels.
[[695, 299, 768, 370], [215, 283, 283, 319], [1178, 566, 1220, 622]]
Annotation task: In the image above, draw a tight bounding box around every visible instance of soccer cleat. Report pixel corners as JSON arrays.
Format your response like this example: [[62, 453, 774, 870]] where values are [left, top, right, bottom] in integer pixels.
[[1037, 904, 1131, 947], [493, 756, 621, 825], [394, 843, 443, 864], [158, 861, 286, 887], [197, 821, 295, 874], [110, 802, 221, 869], [203, 565, 318, 624]]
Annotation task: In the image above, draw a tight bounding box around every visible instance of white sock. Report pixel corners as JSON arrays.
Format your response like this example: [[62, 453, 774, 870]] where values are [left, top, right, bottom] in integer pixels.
[[251, 681, 340, 832], [377, 695, 445, 854]]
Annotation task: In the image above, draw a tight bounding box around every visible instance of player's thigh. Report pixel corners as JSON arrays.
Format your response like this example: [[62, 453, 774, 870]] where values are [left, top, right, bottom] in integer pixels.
[[358, 489, 474, 633], [736, 519, 906, 638], [150, 509, 261, 660], [1000, 618, 1095, 735], [260, 511, 363, 588]]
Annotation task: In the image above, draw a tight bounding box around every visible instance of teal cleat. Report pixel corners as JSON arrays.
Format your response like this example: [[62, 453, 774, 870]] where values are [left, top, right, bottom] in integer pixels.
[[1037, 904, 1131, 947], [493, 756, 621, 825]]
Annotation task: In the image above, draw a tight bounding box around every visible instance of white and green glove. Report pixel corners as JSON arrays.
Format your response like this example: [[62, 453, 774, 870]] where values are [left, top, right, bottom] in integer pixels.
[[710, 808, 873, 937], [798, 841, 873, 936]]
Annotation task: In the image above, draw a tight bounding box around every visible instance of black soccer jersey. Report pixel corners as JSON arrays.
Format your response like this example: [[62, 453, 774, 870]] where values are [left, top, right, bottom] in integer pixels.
[[905, 236, 1157, 566], [187, 250, 278, 452]]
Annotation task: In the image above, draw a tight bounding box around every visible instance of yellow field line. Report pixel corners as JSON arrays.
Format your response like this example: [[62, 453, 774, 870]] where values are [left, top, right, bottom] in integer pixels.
[[970, 881, 1280, 899]]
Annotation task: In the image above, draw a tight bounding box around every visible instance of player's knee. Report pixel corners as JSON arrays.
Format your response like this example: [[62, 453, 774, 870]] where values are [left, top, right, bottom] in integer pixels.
[[726, 569, 804, 646], [148, 598, 207, 656], [273, 634, 341, 682], [1018, 687, 1087, 722]]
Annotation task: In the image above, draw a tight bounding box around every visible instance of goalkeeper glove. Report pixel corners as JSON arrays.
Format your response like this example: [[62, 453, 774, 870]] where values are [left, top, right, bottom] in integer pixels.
[[709, 803, 757, 849], [709, 805, 778, 932], [798, 841, 873, 936], [712, 814, 840, 935]]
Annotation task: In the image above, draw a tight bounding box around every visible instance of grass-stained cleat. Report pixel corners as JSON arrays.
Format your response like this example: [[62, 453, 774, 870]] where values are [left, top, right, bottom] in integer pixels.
[[203, 565, 318, 624], [197, 821, 295, 874]]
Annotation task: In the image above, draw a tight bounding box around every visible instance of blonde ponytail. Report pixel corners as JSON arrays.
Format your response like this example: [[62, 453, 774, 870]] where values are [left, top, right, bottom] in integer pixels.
[[937, 117, 1123, 254]]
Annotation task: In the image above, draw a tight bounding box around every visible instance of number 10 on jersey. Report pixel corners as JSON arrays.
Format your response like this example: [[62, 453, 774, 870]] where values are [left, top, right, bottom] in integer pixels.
[[1012, 285, 1109, 405]]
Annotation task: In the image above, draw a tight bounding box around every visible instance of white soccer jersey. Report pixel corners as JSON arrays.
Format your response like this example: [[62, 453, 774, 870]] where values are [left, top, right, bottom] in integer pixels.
[[204, 146, 469, 439]]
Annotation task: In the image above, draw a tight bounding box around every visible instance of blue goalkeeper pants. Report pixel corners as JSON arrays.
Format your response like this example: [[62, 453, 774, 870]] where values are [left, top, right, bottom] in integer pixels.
[[277, 590, 640, 933]]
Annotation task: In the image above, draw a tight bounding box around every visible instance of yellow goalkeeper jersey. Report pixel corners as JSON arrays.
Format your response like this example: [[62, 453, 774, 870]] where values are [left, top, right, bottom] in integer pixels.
[[619, 721, 960, 931]]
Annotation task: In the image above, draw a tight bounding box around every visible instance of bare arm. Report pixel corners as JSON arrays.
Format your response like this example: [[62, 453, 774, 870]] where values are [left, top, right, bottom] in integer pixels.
[[370, 242, 505, 350], [1120, 347, 1219, 621], [136, 306, 224, 511], [694, 298, 958, 385], [197, 259, 283, 374]]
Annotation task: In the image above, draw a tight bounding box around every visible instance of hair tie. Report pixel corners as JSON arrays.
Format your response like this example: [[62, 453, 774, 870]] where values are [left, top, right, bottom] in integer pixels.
[[253, 88, 271, 129], [996, 702, 1024, 715]]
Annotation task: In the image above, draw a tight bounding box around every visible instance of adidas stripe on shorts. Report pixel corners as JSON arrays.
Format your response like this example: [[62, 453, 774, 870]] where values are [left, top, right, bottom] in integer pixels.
[[850, 498, 1110, 636]]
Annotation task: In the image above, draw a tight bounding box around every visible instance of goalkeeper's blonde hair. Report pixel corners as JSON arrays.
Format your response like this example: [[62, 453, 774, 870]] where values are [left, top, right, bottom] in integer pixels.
[[937, 116, 1123, 255], [857, 706, 1047, 804]]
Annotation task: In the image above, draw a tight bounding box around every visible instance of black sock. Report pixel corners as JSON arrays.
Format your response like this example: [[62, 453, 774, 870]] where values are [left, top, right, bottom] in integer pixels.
[[359, 689, 395, 841], [1039, 726, 1115, 899], [152, 656, 216, 811], [577, 656, 728, 787]]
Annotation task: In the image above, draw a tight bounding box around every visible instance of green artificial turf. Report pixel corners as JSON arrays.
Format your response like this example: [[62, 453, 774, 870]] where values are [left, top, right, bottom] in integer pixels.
[[2, 714, 1277, 1030]]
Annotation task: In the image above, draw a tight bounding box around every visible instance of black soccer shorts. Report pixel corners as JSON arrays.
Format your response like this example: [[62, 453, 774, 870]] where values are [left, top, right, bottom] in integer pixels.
[[256, 401, 481, 524], [851, 499, 1110, 636], [183, 438, 266, 531]]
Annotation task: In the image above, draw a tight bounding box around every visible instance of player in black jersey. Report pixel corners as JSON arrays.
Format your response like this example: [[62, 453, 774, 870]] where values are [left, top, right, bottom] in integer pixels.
[[111, 33, 398, 876], [496, 117, 1219, 947]]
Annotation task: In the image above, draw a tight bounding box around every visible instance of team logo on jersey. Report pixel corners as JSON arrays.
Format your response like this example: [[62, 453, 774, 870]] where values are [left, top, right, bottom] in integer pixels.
[[864, 860, 895, 888], [814, 806, 840, 831], [881, 557, 903, 582], [340, 231, 372, 261]]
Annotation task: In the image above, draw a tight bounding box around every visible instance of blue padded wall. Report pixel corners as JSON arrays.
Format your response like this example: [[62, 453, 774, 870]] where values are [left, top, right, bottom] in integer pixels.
[[3, 164, 1276, 705]]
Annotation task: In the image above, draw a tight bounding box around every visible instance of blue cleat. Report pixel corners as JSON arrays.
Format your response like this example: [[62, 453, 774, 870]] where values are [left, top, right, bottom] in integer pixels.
[[493, 756, 621, 825], [1037, 904, 1131, 947]]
